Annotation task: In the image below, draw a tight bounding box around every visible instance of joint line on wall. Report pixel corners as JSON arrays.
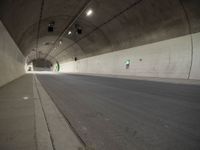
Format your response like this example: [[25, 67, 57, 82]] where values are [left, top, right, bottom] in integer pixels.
[[179, 0, 194, 79]]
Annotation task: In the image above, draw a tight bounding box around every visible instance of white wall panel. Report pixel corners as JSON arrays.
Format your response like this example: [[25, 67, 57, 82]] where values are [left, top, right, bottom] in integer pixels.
[[60, 33, 200, 79]]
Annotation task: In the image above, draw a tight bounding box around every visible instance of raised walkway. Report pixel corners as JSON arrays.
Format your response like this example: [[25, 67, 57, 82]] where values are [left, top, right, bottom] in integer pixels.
[[0, 74, 84, 150]]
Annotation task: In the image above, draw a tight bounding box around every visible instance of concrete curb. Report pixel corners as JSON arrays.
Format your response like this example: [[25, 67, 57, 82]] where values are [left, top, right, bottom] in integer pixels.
[[33, 75, 85, 150]]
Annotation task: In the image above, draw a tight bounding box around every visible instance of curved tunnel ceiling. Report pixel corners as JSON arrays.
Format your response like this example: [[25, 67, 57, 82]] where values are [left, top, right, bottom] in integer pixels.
[[0, 0, 200, 64]]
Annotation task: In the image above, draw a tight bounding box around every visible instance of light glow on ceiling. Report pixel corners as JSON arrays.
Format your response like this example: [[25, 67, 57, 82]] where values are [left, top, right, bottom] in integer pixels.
[[86, 9, 93, 16], [23, 96, 29, 100], [68, 31, 72, 35]]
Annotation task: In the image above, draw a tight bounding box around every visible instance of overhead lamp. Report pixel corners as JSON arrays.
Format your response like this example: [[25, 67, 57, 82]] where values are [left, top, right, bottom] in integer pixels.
[[86, 9, 93, 16], [75, 24, 82, 34], [68, 31, 72, 35], [59, 40, 62, 45], [48, 21, 55, 32], [23, 96, 29, 100]]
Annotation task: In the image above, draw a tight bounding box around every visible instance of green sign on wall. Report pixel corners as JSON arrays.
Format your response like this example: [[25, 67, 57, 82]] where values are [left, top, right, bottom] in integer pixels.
[[125, 59, 131, 65]]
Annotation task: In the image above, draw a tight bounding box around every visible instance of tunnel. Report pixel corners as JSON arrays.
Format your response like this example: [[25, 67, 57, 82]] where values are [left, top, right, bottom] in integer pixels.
[[0, 0, 200, 150]]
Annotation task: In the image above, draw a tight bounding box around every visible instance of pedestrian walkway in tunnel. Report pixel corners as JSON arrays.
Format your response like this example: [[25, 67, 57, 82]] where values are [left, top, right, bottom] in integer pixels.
[[0, 74, 84, 150], [0, 75, 36, 150]]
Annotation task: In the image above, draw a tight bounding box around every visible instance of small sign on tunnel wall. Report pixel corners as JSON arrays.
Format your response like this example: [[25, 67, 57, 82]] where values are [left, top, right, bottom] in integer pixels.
[[125, 59, 131, 69]]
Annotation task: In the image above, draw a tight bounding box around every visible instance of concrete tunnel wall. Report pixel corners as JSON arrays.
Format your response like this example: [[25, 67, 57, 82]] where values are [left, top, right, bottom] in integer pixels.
[[59, 32, 200, 80], [0, 20, 25, 87]]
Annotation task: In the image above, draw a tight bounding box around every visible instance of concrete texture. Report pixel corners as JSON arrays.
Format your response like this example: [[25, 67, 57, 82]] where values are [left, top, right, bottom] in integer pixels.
[[190, 32, 200, 79], [0, 0, 200, 80], [34, 75, 85, 150], [0, 74, 84, 150], [0, 0, 200, 64], [0, 20, 25, 87], [60, 32, 200, 79], [33, 76, 54, 150], [37, 73, 200, 150], [0, 75, 36, 150]]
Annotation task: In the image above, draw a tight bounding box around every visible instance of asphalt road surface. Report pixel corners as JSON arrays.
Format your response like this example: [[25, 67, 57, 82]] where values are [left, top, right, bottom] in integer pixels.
[[37, 74, 200, 150]]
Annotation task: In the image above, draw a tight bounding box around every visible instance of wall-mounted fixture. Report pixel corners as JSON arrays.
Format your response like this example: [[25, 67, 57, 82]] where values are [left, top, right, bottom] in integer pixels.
[[48, 21, 55, 32], [125, 59, 130, 69], [74, 57, 78, 61], [56, 61, 60, 72]]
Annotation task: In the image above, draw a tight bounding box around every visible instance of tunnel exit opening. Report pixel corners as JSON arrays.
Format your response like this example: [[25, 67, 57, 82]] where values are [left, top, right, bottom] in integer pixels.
[[26, 58, 53, 72]]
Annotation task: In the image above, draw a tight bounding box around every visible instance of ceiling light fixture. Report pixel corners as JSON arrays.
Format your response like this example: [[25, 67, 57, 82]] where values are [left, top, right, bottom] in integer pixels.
[[86, 9, 93, 16], [59, 40, 62, 45], [48, 21, 55, 32], [23, 96, 29, 100], [68, 31, 72, 35]]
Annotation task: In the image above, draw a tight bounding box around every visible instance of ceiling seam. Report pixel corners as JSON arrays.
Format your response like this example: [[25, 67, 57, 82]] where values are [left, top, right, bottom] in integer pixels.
[[44, 0, 92, 60], [51, 0, 144, 61], [35, 0, 45, 60]]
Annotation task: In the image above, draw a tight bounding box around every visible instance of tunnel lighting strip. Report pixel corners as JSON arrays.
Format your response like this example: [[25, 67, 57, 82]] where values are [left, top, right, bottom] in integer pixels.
[[51, 0, 144, 60], [44, 0, 92, 60]]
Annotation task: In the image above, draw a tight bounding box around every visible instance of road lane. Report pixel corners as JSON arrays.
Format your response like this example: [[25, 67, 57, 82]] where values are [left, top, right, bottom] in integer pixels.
[[37, 74, 200, 150]]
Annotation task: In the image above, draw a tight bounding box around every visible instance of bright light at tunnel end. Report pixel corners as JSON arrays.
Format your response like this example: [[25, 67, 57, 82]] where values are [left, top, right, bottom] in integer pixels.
[[26, 71, 60, 75]]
